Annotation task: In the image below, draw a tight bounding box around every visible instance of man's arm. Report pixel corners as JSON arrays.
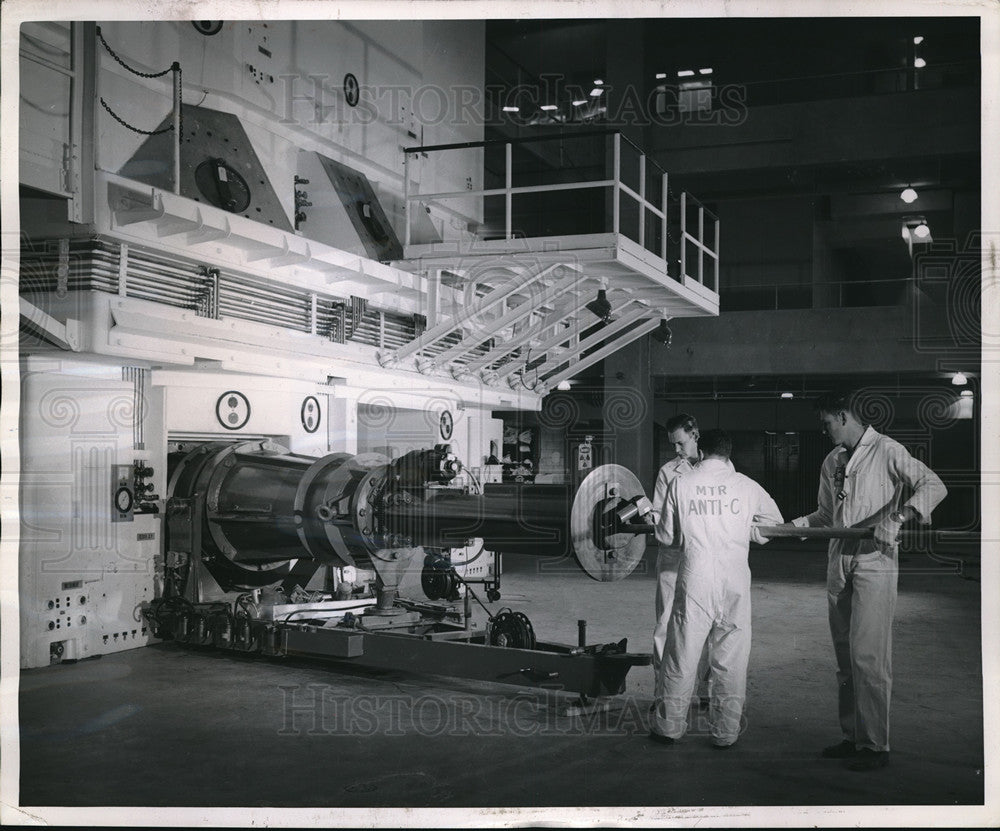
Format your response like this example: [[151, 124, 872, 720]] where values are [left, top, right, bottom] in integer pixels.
[[750, 485, 785, 544], [873, 443, 949, 547], [655, 477, 679, 548], [651, 464, 670, 525], [889, 444, 948, 523]]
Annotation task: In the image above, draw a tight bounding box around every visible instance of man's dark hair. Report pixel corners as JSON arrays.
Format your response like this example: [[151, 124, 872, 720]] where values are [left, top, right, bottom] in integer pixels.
[[815, 389, 862, 419], [665, 413, 698, 434], [698, 428, 732, 459]]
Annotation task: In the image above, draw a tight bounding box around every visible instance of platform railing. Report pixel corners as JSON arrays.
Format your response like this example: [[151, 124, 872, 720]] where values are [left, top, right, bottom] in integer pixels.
[[402, 131, 719, 292]]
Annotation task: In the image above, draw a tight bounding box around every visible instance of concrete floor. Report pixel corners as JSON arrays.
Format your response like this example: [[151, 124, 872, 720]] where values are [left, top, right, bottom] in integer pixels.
[[16, 542, 984, 816]]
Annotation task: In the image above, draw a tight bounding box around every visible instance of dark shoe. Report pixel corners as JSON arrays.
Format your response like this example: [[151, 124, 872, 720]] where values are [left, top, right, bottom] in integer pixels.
[[847, 749, 889, 771], [647, 731, 675, 746], [821, 739, 858, 759], [712, 741, 737, 750]]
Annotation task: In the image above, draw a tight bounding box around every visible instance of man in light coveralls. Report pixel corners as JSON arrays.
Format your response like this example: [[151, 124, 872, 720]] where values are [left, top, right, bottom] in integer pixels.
[[650, 413, 714, 705], [650, 429, 783, 748], [791, 390, 947, 771]]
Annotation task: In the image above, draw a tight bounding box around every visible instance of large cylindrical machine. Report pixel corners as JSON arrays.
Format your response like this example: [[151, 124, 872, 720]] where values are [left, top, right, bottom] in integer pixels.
[[166, 440, 652, 592]]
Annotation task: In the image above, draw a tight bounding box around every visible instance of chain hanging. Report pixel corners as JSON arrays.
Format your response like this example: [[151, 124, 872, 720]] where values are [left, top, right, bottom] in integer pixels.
[[96, 26, 183, 139]]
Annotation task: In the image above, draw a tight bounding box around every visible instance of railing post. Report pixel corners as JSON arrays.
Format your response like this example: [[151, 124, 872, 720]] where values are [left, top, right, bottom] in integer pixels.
[[612, 133, 621, 235], [713, 215, 720, 293], [698, 204, 705, 285], [680, 192, 687, 281], [661, 172, 668, 264], [638, 153, 646, 249], [171, 62, 181, 195], [505, 142, 513, 240], [403, 152, 411, 247]]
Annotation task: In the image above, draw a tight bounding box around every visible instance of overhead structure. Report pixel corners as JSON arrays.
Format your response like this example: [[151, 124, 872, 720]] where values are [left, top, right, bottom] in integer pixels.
[[393, 132, 719, 394]]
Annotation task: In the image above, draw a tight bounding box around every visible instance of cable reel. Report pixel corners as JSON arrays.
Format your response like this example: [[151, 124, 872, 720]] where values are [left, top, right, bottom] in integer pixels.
[[488, 609, 536, 650], [420, 552, 460, 601]]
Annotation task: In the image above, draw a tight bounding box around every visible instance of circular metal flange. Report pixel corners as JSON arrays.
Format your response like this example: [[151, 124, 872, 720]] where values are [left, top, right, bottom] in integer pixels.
[[571, 464, 648, 582]]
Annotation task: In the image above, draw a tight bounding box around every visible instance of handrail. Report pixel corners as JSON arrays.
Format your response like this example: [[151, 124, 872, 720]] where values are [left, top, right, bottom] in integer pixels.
[[403, 130, 715, 289]]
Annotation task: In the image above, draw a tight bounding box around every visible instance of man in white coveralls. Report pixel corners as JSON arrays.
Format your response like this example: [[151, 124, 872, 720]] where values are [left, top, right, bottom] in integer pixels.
[[650, 413, 716, 705], [650, 428, 783, 748], [790, 390, 947, 772]]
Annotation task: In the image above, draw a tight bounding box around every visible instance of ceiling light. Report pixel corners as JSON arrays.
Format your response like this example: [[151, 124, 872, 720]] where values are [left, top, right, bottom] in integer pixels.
[[959, 389, 973, 398], [540, 104, 558, 111], [698, 68, 713, 75], [502, 106, 519, 113], [900, 187, 918, 203], [677, 69, 695, 77], [914, 35, 924, 44], [780, 392, 794, 399], [572, 99, 588, 107], [913, 222, 931, 239], [655, 72, 667, 80], [914, 57, 927, 68], [952, 372, 968, 386], [556, 380, 573, 391], [585, 289, 613, 322], [589, 88, 603, 97], [593, 79, 604, 86], [650, 320, 673, 346]]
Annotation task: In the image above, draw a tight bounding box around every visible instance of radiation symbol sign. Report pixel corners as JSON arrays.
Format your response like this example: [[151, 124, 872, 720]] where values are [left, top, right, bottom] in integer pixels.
[[216, 390, 251, 430], [343, 73, 360, 107], [439, 409, 454, 440], [301, 395, 321, 434]]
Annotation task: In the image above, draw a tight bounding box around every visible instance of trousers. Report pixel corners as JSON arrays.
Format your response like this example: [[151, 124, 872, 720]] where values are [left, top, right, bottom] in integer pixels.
[[827, 549, 899, 752], [653, 547, 710, 699], [654, 578, 750, 746]]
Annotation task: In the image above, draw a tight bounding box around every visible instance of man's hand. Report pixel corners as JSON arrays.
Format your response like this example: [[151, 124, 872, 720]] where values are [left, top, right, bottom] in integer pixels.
[[874, 514, 903, 548]]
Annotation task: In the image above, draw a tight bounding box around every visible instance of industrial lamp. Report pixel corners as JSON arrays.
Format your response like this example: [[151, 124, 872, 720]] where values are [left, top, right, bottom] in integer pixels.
[[585, 289, 613, 322], [651, 319, 673, 346]]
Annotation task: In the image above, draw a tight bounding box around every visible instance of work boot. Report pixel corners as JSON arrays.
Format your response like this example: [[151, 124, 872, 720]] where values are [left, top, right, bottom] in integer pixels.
[[647, 731, 675, 746], [821, 739, 858, 759], [847, 749, 890, 771]]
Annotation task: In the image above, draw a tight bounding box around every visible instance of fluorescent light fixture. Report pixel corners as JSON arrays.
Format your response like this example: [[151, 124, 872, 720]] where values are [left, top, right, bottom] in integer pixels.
[[780, 392, 794, 399], [556, 380, 573, 391], [698, 67, 714, 75], [913, 222, 931, 239], [589, 88, 603, 97], [914, 57, 927, 68], [571, 99, 588, 106], [900, 187, 918, 203], [655, 72, 667, 79], [593, 79, 604, 86], [952, 372, 968, 386], [540, 104, 558, 111], [914, 35, 924, 44], [502, 105, 519, 113], [677, 69, 695, 77]]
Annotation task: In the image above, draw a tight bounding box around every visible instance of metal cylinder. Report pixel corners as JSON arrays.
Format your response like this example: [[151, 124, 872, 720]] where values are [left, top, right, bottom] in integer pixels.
[[382, 483, 573, 556], [166, 442, 649, 591]]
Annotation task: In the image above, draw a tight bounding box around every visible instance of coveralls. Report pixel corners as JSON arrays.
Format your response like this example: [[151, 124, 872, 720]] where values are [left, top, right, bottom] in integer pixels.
[[650, 455, 717, 700], [653, 458, 783, 746], [792, 425, 946, 752]]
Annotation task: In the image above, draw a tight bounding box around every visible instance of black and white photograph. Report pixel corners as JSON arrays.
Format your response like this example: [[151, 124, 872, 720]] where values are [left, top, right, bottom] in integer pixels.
[[1, 0, 997, 826]]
